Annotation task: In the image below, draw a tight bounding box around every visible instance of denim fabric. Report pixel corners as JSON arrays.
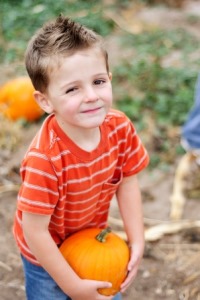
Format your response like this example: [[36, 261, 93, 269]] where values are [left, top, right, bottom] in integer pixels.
[[21, 255, 69, 300], [113, 293, 122, 300], [181, 73, 200, 150], [21, 255, 122, 300]]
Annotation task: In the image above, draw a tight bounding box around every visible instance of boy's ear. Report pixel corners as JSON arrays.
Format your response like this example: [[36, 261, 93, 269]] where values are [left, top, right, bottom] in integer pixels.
[[109, 72, 112, 81], [33, 91, 54, 114]]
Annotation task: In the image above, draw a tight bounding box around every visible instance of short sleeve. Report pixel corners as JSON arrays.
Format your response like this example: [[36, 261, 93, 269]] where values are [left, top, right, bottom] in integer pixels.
[[121, 119, 149, 176], [17, 149, 59, 215]]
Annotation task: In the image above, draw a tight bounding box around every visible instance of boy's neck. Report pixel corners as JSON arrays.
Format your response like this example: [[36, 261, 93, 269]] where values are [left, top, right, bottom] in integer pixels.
[[56, 118, 101, 151], [71, 127, 101, 152]]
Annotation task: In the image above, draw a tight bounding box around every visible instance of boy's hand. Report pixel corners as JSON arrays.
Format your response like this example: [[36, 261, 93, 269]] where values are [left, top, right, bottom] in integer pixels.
[[70, 279, 114, 300], [120, 243, 144, 293]]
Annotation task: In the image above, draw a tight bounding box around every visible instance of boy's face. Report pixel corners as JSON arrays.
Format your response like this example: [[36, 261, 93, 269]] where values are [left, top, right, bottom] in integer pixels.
[[40, 47, 112, 134]]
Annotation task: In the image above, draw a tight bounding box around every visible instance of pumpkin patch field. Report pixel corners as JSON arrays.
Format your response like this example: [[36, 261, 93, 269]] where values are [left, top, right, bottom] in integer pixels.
[[1, 1, 200, 300]]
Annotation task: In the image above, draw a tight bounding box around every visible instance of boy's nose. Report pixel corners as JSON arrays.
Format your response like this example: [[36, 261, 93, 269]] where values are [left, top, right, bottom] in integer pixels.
[[84, 87, 98, 102]]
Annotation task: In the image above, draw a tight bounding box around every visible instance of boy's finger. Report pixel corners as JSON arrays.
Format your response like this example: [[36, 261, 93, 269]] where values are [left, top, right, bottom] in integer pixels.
[[97, 281, 112, 289]]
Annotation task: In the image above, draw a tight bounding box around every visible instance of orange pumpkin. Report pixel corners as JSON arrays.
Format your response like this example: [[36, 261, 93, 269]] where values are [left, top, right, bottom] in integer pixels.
[[59, 227, 130, 296], [0, 77, 44, 121]]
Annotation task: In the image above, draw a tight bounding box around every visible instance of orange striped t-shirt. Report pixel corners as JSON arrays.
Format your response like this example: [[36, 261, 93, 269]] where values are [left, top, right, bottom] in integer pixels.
[[13, 109, 149, 265]]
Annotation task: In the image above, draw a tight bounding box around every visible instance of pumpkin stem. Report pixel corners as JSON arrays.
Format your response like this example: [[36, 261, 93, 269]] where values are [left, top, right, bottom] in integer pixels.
[[96, 227, 111, 243]]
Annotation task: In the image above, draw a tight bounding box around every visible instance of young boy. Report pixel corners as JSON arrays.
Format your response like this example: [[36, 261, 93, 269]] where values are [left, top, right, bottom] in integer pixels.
[[13, 15, 149, 300]]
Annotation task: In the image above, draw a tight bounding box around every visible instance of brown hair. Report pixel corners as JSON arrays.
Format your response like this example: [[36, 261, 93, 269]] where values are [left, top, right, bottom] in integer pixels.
[[25, 15, 109, 92]]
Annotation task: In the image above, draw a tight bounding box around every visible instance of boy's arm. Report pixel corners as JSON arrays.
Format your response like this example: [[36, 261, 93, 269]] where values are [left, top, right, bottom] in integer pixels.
[[22, 212, 112, 300], [116, 174, 145, 292]]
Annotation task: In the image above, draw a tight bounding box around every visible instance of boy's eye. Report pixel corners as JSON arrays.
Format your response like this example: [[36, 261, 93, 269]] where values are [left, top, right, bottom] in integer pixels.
[[94, 79, 106, 85], [66, 87, 77, 94]]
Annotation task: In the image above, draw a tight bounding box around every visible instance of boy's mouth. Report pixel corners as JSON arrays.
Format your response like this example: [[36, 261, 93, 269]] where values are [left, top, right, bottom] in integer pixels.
[[82, 107, 102, 113]]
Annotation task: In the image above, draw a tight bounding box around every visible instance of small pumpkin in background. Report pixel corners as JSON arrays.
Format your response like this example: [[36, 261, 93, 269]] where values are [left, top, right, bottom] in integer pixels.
[[59, 227, 130, 296], [0, 77, 44, 122]]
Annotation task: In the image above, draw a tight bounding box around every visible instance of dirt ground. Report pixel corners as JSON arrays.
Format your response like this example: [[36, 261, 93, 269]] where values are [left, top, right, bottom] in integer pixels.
[[1, 1, 200, 300]]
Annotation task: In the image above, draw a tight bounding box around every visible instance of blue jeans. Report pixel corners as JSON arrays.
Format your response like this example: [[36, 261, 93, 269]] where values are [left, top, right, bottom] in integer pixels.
[[182, 73, 200, 150], [21, 255, 122, 300]]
